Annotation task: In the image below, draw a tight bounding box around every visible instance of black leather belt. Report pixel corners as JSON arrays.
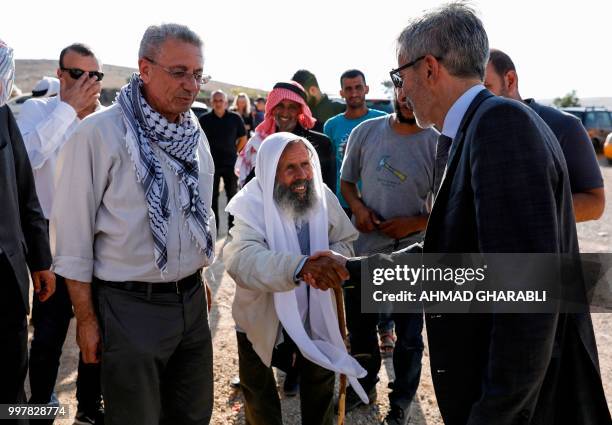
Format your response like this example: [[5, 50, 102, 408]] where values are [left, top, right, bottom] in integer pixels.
[[95, 271, 201, 294]]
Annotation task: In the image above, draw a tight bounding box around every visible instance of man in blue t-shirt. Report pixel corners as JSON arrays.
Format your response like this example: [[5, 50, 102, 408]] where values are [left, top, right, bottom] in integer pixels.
[[484, 49, 604, 222], [324, 69, 387, 213]]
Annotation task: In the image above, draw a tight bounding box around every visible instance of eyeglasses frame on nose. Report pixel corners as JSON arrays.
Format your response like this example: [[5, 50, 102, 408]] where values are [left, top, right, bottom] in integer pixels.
[[143, 56, 211, 86], [389, 55, 443, 88]]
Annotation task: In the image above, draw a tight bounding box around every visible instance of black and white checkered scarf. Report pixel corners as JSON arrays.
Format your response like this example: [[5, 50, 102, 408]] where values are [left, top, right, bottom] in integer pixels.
[[117, 73, 213, 273]]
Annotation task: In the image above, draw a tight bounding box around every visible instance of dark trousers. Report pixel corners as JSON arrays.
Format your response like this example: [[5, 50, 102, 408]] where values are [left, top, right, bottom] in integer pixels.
[[29, 274, 102, 413], [0, 255, 29, 425], [212, 168, 238, 229], [344, 285, 424, 410], [237, 331, 335, 425], [94, 277, 213, 425]]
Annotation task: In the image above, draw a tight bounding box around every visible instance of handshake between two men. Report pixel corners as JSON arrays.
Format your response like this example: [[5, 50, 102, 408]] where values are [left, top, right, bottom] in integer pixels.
[[297, 251, 351, 290]]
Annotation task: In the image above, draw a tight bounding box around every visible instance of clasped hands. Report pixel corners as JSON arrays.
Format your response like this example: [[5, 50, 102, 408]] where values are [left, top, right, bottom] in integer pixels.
[[297, 250, 350, 290]]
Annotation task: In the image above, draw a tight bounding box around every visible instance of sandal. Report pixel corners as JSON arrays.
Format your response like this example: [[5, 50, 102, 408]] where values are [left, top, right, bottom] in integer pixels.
[[379, 329, 396, 358]]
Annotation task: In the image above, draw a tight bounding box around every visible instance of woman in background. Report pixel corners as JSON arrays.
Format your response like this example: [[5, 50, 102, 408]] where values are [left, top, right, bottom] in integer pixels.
[[230, 92, 254, 138]]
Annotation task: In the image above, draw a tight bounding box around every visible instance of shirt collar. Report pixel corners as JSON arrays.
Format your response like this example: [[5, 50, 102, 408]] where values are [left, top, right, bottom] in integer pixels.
[[441, 84, 485, 139]]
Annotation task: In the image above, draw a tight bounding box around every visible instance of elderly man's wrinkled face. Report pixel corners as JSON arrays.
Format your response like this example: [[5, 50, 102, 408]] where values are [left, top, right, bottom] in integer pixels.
[[273, 99, 300, 132], [274, 141, 317, 219], [139, 38, 203, 122]]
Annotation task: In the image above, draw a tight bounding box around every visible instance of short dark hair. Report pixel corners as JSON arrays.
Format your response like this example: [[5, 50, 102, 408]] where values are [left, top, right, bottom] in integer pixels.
[[292, 69, 319, 90], [59, 43, 96, 69], [255, 97, 266, 103], [488, 48, 516, 77], [340, 69, 366, 88]]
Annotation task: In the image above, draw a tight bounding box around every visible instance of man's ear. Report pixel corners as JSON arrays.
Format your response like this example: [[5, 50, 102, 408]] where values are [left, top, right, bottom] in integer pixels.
[[505, 70, 518, 93], [138, 58, 152, 83], [424, 54, 441, 81], [365, 84, 370, 95], [339, 88, 345, 99]]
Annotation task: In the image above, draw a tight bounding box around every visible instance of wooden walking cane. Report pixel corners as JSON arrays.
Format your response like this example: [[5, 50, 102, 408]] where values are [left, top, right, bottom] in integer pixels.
[[333, 286, 349, 425]]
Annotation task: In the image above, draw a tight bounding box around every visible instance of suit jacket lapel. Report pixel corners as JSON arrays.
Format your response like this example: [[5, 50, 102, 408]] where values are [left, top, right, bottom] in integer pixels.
[[424, 89, 494, 248]]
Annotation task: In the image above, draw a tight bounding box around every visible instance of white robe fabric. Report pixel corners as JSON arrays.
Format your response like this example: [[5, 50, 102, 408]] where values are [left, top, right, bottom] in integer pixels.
[[226, 132, 368, 403]]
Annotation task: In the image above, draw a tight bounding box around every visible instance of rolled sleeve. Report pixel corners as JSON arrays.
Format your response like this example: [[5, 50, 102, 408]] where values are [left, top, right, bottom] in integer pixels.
[[53, 255, 94, 283]]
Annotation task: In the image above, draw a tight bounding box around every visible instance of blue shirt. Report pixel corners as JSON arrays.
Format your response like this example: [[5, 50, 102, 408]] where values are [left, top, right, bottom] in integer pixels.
[[441, 84, 485, 140], [324, 109, 387, 206]]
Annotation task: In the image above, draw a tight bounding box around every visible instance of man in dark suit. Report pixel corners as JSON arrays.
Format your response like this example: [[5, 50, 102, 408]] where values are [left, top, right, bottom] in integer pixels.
[[0, 40, 55, 420], [315, 4, 610, 425]]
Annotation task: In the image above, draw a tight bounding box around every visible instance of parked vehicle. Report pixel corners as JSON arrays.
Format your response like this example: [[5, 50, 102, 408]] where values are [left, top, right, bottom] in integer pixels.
[[366, 98, 393, 113], [191, 100, 209, 119], [603, 132, 612, 165], [329, 97, 394, 114], [561, 106, 612, 151]]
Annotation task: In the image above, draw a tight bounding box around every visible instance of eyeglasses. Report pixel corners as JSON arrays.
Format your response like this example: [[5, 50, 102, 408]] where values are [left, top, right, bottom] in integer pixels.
[[389, 55, 442, 88], [144, 57, 211, 86], [60, 67, 104, 82]]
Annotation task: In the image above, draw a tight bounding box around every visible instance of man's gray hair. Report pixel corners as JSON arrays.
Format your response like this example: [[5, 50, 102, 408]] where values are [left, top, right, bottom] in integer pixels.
[[139, 23, 203, 60], [211, 89, 227, 100], [396, 2, 489, 80]]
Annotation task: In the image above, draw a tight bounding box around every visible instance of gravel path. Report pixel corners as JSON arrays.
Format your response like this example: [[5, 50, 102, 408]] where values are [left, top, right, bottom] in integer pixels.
[[37, 157, 612, 424]]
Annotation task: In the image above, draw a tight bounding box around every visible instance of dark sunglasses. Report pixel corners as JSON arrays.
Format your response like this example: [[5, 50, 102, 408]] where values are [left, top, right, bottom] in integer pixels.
[[61, 67, 104, 82], [389, 55, 442, 88]]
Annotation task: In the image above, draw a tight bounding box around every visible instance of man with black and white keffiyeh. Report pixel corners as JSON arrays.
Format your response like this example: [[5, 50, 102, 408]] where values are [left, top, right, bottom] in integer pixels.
[[52, 24, 216, 425]]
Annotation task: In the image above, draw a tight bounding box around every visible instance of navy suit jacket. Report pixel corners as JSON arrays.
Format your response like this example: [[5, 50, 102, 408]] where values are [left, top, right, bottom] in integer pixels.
[[0, 105, 51, 312], [348, 89, 610, 425]]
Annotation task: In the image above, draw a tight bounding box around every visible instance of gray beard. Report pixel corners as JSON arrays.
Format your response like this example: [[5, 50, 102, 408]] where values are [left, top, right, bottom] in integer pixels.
[[273, 179, 318, 222]]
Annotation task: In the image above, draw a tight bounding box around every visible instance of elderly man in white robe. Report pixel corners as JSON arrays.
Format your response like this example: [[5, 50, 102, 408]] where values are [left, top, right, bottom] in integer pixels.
[[224, 132, 367, 425]]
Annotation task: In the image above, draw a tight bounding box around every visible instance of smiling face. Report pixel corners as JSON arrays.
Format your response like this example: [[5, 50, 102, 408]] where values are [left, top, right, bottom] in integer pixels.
[[138, 37, 203, 122], [340, 75, 368, 109], [273, 99, 300, 132], [274, 141, 317, 219]]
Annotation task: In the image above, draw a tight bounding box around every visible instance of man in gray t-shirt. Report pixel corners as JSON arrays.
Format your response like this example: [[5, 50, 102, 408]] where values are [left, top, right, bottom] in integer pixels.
[[338, 89, 437, 424], [341, 103, 437, 255]]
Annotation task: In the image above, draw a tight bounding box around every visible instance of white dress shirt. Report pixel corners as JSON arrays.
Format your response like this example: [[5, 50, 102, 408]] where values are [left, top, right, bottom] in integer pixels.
[[17, 95, 81, 218], [51, 104, 216, 283], [441, 84, 486, 140]]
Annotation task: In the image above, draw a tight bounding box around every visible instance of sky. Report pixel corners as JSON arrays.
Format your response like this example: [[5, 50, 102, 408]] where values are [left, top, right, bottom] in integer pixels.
[[4, 0, 611, 100]]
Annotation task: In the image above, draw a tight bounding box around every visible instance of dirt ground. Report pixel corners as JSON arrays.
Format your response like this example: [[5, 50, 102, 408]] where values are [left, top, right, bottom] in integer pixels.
[[33, 156, 612, 424]]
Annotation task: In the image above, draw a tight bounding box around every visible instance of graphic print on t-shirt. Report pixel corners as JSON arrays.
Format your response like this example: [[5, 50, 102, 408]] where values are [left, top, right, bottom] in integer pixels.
[[376, 155, 408, 182]]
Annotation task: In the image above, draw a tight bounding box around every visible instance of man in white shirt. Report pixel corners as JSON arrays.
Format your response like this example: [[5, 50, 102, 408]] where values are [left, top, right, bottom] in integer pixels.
[[17, 43, 104, 425], [52, 24, 216, 425]]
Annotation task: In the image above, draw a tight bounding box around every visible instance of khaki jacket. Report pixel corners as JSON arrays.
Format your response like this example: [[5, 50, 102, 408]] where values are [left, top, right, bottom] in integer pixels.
[[223, 188, 357, 366]]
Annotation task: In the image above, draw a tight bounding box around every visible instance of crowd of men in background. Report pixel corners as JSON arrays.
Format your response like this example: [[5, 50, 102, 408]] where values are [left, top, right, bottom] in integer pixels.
[[0, 3, 609, 425]]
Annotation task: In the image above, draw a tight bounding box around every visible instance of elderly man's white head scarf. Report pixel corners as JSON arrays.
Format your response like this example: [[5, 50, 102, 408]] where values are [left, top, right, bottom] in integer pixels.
[[0, 39, 15, 107], [227, 132, 368, 403]]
